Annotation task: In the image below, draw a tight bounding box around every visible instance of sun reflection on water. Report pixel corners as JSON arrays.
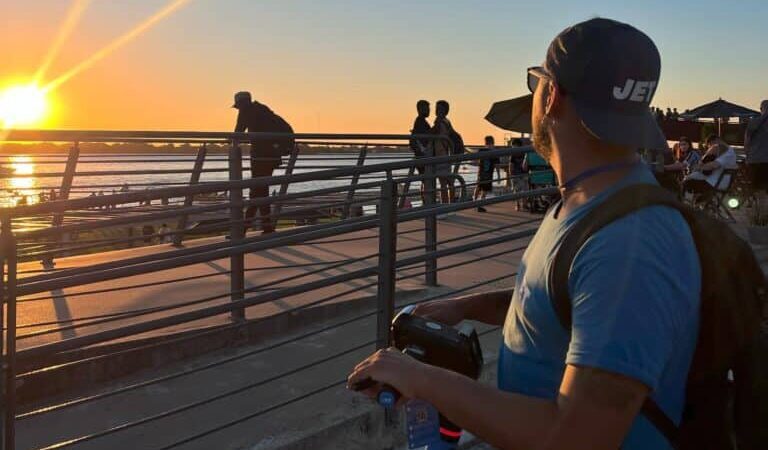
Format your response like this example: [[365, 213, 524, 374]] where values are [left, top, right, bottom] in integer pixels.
[[3, 156, 38, 207]]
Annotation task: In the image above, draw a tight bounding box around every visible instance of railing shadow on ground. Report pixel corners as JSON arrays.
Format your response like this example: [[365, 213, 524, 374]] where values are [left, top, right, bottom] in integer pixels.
[[0, 129, 553, 450]]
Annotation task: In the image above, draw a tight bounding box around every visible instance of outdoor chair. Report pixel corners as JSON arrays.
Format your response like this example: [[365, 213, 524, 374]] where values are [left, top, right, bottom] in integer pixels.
[[698, 168, 738, 222], [525, 166, 558, 213]]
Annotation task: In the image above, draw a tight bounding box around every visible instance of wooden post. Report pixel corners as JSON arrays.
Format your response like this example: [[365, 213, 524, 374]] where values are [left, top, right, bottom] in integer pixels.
[[2, 218, 17, 450], [398, 165, 416, 209], [228, 143, 245, 321], [44, 143, 80, 268], [272, 144, 299, 220], [376, 180, 398, 349], [342, 144, 368, 219], [173, 144, 208, 246]]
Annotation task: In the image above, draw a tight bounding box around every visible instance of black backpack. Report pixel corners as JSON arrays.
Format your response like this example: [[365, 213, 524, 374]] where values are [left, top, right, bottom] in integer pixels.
[[549, 184, 768, 450], [449, 128, 466, 155]]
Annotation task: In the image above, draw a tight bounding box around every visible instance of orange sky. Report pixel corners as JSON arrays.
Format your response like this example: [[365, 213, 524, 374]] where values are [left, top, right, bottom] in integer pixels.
[[2, 1, 766, 144]]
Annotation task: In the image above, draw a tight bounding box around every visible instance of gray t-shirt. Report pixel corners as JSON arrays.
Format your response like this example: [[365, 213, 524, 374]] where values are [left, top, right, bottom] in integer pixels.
[[746, 113, 768, 164]]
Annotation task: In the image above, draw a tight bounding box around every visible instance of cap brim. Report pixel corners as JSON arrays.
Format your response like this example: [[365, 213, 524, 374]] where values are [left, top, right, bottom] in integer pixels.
[[571, 100, 667, 149]]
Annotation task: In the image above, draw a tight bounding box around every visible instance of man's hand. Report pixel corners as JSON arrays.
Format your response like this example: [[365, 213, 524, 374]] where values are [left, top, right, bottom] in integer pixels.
[[346, 348, 432, 400]]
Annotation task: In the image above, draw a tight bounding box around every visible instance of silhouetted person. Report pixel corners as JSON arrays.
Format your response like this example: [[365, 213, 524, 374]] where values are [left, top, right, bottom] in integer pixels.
[[474, 136, 498, 212], [431, 100, 455, 204], [233, 91, 294, 234], [672, 107, 679, 119], [410, 100, 431, 174], [410, 100, 431, 202], [665, 107, 672, 119]]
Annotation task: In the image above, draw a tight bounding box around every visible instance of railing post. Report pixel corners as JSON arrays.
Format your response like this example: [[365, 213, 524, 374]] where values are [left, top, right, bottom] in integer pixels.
[[228, 142, 246, 321], [0, 218, 5, 450], [272, 143, 299, 219], [376, 179, 398, 349], [423, 149, 438, 287], [398, 165, 416, 209], [342, 144, 368, 219], [173, 144, 208, 246], [44, 142, 79, 268], [2, 218, 17, 450]]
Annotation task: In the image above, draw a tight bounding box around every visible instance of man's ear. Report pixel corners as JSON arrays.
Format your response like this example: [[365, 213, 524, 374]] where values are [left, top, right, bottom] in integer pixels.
[[544, 81, 561, 117]]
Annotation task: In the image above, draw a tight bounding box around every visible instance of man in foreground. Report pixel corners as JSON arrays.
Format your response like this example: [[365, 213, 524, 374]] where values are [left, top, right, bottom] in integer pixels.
[[348, 18, 700, 450], [233, 91, 294, 234]]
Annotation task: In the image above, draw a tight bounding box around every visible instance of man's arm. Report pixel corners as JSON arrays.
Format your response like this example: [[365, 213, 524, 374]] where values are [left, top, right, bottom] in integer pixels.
[[422, 363, 647, 450], [234, 110, 247, 133], [349, 352, 647, 450], [699, 160, 721, 171], [664, 161, 685, 171], [412, 288, 511, 326]]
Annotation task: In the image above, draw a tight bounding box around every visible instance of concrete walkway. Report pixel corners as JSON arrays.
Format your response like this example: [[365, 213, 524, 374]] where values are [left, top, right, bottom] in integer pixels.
[[15, 202, 767, 450], [14, 201, 536, 450], [13, 204, 540, 352]]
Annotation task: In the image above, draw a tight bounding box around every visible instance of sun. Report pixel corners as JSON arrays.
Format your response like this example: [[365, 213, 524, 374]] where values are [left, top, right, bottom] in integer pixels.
[[0, 84, 50, 128]]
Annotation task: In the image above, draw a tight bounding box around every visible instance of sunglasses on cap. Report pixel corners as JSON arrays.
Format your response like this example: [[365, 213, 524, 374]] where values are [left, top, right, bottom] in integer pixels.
[[527, 66, 563, 94]]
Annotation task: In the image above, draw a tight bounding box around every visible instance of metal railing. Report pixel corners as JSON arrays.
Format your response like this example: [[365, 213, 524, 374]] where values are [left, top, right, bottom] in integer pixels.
[[0, 130, 555, 450]]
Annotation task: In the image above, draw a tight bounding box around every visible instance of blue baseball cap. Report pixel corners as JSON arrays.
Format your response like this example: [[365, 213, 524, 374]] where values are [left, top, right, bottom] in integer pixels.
[[543, 18, 666, 149]]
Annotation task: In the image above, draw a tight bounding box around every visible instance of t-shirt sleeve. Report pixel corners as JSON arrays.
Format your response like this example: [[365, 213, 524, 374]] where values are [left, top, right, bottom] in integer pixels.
[[716, 149, 737, 169], [564, 208, 700, 390]]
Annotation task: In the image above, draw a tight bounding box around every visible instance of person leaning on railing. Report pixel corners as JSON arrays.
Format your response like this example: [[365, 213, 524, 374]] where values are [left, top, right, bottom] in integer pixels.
[[233, 91, 294, 234], [348, 18, 700, 450]]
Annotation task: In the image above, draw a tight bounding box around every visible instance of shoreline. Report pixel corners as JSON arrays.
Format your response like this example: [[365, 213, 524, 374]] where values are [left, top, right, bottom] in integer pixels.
[[0, 143, 412, 155]]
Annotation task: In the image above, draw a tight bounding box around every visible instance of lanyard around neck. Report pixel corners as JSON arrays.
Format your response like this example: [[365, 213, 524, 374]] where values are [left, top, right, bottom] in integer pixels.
[[559, 160, 638, 191]]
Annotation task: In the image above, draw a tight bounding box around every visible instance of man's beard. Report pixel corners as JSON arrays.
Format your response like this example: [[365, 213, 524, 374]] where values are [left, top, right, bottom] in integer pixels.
[[532, 114, 553, 162]]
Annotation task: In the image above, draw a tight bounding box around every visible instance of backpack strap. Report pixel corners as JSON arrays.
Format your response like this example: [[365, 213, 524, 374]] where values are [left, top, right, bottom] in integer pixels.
[[548, 183, 690, 447]]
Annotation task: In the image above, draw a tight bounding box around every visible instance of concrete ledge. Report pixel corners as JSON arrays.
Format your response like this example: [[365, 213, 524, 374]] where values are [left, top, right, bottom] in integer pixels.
[[263, 337, 500, 450], [16, 285, 436, 406]]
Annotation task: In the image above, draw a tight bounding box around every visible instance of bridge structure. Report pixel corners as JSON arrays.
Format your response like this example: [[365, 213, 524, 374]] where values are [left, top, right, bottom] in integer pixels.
[[0, 130, 556, 449]]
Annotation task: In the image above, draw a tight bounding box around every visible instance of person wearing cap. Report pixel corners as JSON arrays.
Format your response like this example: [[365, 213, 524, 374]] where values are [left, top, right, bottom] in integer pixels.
[[348, 18, 699, 450], [232, 91, 294, 234]]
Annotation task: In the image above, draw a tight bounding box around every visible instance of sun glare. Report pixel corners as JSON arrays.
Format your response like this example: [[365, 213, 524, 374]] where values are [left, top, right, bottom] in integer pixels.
[[0, 84, 49, 128]]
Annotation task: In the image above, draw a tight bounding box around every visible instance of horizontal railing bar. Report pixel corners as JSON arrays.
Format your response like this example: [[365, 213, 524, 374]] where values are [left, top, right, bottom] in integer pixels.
[[16, 181, 546, 290], [3, 146, 530, 217], [16, 223, 535, 359], [14, 179, 387, 240], [16, 310, 379, 420], [1, 130, 442, 143], [16, 263, 378, 359], [14, 215, 381, 296]]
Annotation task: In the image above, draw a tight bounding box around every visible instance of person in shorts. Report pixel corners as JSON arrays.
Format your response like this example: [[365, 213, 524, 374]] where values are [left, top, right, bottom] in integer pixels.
[[474, 136, 498, 212]]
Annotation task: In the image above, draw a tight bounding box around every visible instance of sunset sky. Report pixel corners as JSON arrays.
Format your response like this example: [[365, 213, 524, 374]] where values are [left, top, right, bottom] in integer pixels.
[[2, 0, 767, 143]]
